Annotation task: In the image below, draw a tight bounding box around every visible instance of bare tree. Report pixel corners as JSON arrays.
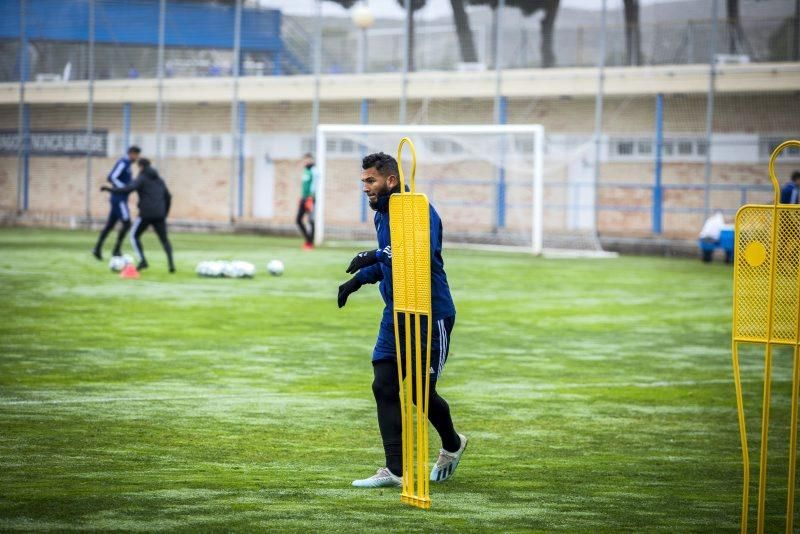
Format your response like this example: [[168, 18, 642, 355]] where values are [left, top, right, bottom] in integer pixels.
[[622, 0, 642, 65], [397, 0, 428, 71], [466, 0, 560, 68], [451, 0, 478, 63]]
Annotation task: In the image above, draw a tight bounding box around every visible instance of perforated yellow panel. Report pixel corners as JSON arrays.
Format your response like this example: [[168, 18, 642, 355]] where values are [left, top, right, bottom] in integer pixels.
[[733, 206, 800, 343], [734, 207, 773, 342], [390, 194, 431, 314], [772, 209, 800, 343]]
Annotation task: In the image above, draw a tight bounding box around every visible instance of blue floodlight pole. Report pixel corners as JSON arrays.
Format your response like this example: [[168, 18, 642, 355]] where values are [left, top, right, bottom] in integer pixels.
[[84, 0, 95, 221], [653, 93, 664, 235], [230, 0, 242, 222], [237, 102, 246, 218], [17, 0, 29, 213], [155, 0, 166, 169], [493, 0, 506, 229]]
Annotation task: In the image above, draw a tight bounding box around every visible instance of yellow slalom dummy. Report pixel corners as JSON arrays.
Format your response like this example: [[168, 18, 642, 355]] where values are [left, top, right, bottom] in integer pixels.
[[390, 137, 433, 509], [732, 140, 800, 533]]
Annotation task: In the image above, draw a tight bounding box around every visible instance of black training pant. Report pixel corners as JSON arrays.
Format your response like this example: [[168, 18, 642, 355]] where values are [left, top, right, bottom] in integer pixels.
[[95, 206, 131, 255], [372, 358, 460, 477], [296, 198, 314, 245], [131, 217, 174, 269]]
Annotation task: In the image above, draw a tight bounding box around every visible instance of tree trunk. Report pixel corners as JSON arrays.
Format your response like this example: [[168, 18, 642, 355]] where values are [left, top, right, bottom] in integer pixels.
[[450, 0, 478, 63], [540, 0, 558, 68], [623, 0, 642, 65], [408, 5, 415, 71], [727, 0, 740, 53]]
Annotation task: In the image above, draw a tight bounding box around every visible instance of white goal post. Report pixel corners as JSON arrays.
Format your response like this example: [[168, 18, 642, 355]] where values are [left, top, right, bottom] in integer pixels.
[[315, 124, 545, 253]]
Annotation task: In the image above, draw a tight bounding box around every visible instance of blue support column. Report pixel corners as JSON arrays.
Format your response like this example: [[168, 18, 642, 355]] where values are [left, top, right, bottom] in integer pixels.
[[122, 102, 131, 151], [273, 50, 282, 75], [237, 101, 246, 218], [496, 96, 507, 229], [18, 0, 30, 213], [22, 103, 29, 211], [359, 98, 369, 223], [653, 93, 664, 235]]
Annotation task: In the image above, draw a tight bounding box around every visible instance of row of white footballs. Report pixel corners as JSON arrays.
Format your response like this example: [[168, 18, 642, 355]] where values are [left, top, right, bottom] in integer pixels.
[[108, 256, 284, 277]]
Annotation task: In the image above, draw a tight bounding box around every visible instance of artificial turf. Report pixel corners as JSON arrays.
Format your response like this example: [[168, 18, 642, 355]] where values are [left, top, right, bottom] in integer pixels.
[[0, 227, 794, 531]]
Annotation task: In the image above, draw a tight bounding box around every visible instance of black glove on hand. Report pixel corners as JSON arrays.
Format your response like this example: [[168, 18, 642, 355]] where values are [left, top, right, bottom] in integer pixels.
[[346, 249, 378, 274], [337, 277, 362, 308], [100, 186, 111, 192]]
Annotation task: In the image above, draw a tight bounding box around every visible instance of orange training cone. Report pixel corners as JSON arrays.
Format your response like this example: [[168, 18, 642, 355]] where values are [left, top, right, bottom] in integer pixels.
[[120, 264, 140, 279]]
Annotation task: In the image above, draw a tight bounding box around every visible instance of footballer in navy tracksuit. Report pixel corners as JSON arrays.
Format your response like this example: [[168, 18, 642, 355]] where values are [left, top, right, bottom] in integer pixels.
[[780, 171, 800, 204], [338, 152, 468, 488], [92, 146, 140, 260]]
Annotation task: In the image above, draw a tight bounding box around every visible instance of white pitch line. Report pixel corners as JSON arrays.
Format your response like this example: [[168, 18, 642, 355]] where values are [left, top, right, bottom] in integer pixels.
[[0, 378, 771, 407], [0, 393, 279, 406]]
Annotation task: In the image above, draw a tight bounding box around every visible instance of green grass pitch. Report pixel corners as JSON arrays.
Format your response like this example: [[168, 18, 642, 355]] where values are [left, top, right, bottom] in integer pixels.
[[0, 227, 796, 531]]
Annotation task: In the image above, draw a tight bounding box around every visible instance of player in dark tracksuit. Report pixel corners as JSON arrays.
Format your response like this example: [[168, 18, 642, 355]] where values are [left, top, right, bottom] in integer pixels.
[[780, 171, 800, 204], [338, 152, 468, 488], [102, 158, 175, 273], [92, 146, 140, 260]]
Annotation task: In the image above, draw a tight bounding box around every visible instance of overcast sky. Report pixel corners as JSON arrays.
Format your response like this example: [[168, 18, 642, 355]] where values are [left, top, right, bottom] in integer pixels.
[[259, 0, 687, 19]]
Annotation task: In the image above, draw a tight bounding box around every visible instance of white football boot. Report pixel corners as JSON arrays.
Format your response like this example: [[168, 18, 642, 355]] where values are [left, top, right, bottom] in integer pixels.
[[352, 467, 402, 488], [430, 433, 468, 482]]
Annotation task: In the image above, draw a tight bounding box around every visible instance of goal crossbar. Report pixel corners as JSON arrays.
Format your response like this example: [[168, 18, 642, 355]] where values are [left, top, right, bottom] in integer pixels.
[[315, 123, 545, 254]]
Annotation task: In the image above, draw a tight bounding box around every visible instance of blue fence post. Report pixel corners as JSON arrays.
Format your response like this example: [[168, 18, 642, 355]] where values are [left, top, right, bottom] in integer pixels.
[[653, 93, 664, 235], [122, 102, 131, 151], [22, 103, 29, 211], [359, 98, 369, 223], [496, 96, 507, 229], [237, 101, 246, 217], [19, 0, 30, 212]]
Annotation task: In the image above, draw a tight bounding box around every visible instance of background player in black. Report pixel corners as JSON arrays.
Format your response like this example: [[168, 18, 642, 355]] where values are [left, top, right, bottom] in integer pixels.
[[101, 158, 175, 273]]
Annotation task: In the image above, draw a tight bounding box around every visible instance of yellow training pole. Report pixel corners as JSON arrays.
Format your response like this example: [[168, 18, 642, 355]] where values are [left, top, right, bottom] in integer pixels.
[[415, 312, 424, 498], [757, 344, 773, 534], [788, 345, 800, 531], [731, 342, 750, 533], [390, 137, 433, 509]]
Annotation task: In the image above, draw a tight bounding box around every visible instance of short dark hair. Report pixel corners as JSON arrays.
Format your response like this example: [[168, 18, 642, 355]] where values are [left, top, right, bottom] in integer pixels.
[[793, 171, 800, 182], [128, 145, 141, 154], [137, 158, 151, 169], [362, 152, 398, 178], [303, 152, 313, 159]]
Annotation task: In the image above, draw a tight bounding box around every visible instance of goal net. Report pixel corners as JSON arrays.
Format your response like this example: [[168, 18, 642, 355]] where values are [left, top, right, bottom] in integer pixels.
[[315, 124, 603, 255]]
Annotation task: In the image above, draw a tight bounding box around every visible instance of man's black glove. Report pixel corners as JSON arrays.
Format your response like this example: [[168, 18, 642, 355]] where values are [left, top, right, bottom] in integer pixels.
[[100, 186, 111, 192], [346, 249, 378, 274], [337, 277, 362, 308]]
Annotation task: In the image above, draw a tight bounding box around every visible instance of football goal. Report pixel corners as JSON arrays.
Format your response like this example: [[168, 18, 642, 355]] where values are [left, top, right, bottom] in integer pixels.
[[315, 124, 604, 255]]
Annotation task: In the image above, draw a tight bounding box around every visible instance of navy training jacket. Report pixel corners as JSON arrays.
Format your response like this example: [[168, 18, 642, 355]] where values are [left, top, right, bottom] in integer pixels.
[[781, 182, 798, 204], [354, 195, 456, 322], [107, 157, 134, 203]]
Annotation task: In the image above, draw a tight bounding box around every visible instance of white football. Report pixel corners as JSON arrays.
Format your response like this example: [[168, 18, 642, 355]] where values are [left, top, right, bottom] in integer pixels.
[[109, 254, 133, 272], [267, 259, 284, 276], [231, 261, 256, 278]]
